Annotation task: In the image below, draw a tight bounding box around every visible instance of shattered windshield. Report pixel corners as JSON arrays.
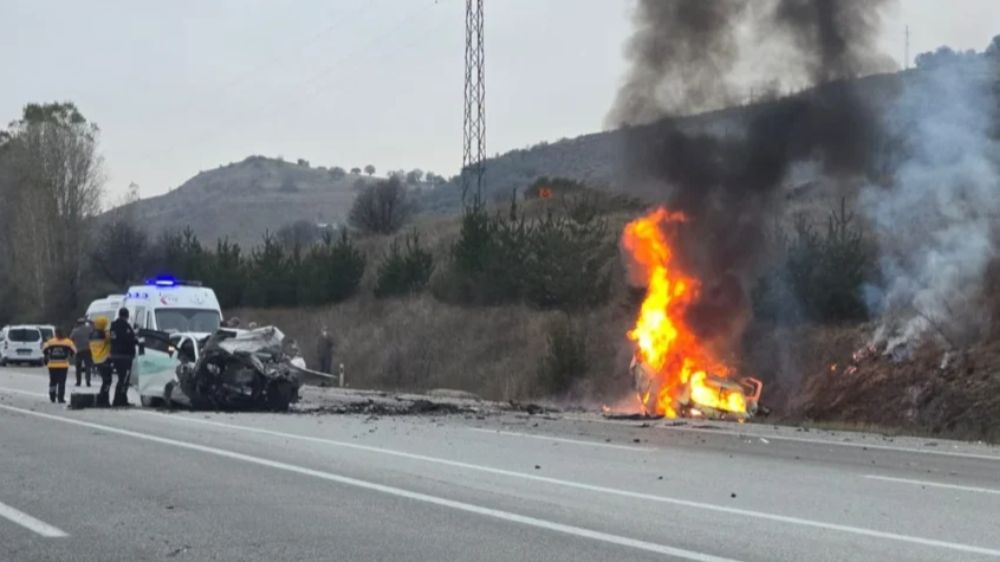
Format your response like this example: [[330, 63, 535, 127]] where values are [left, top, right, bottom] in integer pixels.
[[155, 309, 221, 334]]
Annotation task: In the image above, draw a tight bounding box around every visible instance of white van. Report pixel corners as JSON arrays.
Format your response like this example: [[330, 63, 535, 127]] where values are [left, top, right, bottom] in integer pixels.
[[85, 294, 125, 322], [0, 325, 45, 366], [123, 278, 222, 336]]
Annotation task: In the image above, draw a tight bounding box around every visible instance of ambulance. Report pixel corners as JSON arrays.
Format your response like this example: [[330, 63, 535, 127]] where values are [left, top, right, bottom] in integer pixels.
[[122, 277, 222, 336], [122, 277, 223, 407], [85, 294, 125, 323]]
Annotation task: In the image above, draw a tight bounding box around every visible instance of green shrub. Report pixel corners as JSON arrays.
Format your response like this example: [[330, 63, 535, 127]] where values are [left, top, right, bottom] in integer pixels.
[[203, 238, 244, 309], [374, 232, 434, 298], [440, 196, 615, 310], [753, 199, 875, 324], [244, 232, 297, 307], [300, 230, 366, 305], [521, 210, 614, 309]]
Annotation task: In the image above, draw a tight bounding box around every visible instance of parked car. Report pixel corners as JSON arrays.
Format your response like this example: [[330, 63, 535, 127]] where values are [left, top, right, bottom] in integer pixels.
[[38, 324, 55, 342], [0, 325, 45, 367]]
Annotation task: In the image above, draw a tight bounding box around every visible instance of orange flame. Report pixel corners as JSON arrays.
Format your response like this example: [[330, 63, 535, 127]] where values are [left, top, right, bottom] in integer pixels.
[[622, 208, 746, 418]]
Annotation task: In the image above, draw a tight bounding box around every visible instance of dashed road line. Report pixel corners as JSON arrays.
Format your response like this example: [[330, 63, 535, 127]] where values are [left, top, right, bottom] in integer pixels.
[[0, 499, 68, 538], [865, 475, 1000, 496]]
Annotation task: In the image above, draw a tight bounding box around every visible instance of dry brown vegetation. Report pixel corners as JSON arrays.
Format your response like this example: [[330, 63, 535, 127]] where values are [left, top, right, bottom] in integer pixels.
[[233, 295, 635, 403], [232, 196, 641, 404]]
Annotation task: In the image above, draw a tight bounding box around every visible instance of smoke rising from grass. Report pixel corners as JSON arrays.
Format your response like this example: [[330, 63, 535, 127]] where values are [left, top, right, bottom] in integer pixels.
[[863, 59, 1000, 351]]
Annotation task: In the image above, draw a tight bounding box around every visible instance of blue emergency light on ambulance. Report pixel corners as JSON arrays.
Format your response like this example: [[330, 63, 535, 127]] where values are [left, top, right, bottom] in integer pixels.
[[122, 279, 222, 336]]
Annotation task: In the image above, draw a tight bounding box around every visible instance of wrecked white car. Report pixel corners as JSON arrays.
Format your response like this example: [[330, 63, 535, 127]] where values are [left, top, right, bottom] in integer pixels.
[[138, 326, 333, 411]]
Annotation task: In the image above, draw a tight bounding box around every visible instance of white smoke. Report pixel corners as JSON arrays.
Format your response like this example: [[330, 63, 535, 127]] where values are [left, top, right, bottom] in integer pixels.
[[862, 59, 1000, 352]]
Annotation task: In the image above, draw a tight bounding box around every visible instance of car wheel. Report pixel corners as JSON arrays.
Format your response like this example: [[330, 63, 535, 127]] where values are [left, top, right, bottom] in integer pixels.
[[140, 396, 165, 408]]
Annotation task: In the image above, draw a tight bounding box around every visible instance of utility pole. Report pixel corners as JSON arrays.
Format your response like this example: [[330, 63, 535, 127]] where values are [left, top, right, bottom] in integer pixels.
[[462, 0, 485, 205]]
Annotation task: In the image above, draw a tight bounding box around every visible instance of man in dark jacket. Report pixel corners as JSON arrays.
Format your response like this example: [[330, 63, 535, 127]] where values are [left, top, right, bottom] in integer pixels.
[[69, 318, 92, 387], [316, 326, 334, 374], [108, 308, 139, 407]]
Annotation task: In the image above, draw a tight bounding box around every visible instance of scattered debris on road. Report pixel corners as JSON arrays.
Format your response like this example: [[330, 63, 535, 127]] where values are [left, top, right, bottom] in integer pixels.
[[295, 385, 557, 418]]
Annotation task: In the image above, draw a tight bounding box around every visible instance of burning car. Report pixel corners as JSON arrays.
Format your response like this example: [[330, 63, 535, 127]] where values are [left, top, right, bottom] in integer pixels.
[[630, 355, 762, 420], [621, 207, 764, 420]]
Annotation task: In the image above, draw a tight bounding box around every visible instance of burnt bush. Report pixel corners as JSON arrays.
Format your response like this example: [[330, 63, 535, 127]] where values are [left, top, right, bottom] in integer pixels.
[[374, 232, 434, 298]]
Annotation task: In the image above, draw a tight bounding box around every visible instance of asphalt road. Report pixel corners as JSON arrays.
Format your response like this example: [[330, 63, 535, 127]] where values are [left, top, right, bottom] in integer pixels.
[[1, 366, 999, 561]]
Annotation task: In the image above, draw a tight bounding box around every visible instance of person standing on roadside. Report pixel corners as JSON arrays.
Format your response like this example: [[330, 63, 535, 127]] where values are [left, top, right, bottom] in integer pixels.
[[42, 328, 76, 404], [316, 326, 334, 374], [109, 308, 139, 407], [90, 316, 112, 406], [69, 318, 92, 387]]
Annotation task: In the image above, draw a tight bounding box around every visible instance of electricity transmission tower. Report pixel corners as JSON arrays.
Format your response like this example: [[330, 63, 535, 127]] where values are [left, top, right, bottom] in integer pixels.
[[462, 0, 485, 204], [904, 25, 910, 70]]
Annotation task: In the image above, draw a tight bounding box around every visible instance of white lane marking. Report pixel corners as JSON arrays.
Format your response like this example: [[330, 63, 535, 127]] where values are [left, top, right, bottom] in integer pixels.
[[0, 405, 736, 562], [466, 427, 652, 452], [132, 410, 1000, 558], [0, 499, 68, 538], [865, 475, 1000, 496], [568, 415, 1000, 462]]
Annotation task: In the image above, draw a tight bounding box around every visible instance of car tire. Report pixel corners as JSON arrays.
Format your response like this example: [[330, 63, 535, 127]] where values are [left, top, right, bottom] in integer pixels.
[[140, 396, 165, 408]]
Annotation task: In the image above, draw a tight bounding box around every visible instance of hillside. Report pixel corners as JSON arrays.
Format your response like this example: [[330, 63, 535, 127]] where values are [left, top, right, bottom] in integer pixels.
[[121, 156, 373, 247], [119, 72, 911, 247], [421, 71, 906, 214]]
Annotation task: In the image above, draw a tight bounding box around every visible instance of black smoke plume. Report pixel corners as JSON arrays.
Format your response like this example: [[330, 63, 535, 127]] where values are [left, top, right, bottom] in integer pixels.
[[612, 0, 895, 346]]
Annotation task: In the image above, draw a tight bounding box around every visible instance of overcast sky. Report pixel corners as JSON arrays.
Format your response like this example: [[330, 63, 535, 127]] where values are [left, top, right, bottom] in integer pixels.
[[1, 0, 998, 201]]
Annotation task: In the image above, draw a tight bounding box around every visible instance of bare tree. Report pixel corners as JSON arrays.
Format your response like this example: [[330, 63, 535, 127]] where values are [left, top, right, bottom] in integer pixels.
[[0, 102, 105, 318], [92, 217, 148, 288], [349, 177, 412, 234]]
